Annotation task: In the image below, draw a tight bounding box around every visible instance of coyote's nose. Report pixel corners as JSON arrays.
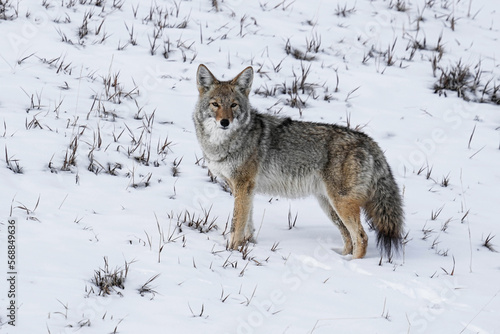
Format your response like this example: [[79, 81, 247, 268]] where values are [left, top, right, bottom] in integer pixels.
[[220, 119, 230, 128]]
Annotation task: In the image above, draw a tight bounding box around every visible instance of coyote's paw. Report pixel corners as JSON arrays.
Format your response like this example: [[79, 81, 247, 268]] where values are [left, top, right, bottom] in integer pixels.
[[341, 237, 353, 255], [342, 244, 353, 256], [229, 232, 255, 250], [244, 232, 256, 244], [229, 233, 244, 250]]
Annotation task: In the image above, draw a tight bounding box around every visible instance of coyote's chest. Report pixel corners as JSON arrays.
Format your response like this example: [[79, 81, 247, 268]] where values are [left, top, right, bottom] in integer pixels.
[[206, 158, 234, 183]]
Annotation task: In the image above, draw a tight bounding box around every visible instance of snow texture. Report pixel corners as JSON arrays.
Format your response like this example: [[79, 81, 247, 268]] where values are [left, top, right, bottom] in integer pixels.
[[1, 0, 499, 333]]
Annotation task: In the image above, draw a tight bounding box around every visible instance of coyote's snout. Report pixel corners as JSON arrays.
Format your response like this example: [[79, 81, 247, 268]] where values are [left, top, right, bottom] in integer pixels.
[[193, 64, 404, 259]]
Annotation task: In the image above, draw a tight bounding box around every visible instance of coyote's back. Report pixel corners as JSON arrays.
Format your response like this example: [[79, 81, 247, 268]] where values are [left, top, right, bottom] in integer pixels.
[[193, 64, 404, 259]]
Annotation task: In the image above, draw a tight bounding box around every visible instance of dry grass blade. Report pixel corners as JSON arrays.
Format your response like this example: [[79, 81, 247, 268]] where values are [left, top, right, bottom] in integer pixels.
[[220, 286, 230, 303], [334, 3, 356, 17], [431, 205, 444, 220], [171, 156, 183, 176], [468, 124, 476, 149], [482, 233, 497, 252], [138, 273, 161, 298], [287, 207, 298, 229], [440, 173, 450, 187], [271, 241, 280, 252], [5, 146, 23, 174], [389, 0, 408, 12], [188, 303, 205, 317], [345, 86, 360, 102], [440, 255, 455, 275]]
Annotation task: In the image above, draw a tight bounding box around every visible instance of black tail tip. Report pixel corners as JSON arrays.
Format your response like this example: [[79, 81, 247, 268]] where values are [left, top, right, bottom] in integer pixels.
[[376, 233, 403, 260]]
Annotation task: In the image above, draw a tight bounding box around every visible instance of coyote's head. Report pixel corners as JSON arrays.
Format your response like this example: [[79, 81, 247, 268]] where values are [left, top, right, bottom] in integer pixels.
[[195, 64, 253, 136]]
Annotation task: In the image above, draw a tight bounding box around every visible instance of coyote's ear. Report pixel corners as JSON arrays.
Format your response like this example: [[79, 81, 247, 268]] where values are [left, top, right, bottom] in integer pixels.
[[231, 66, 253, 97], [197, 64, 218, 95]]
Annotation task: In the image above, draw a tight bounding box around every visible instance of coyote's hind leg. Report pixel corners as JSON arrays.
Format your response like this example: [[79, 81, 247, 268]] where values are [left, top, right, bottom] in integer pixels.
[[330, 196, 368, 259], [316, 195, 353, 255]]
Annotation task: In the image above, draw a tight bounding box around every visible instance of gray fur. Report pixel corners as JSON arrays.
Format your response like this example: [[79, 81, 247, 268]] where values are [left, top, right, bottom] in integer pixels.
[[193, 64, 404, 259]]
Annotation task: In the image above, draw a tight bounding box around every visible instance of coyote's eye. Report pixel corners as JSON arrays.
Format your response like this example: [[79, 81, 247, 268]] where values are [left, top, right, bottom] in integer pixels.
[[211, 102, 219, 108], [230, 103, 238, 108]]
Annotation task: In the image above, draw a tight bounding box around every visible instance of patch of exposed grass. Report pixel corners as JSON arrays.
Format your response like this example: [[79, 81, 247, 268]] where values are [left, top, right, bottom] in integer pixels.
[[434, 60, 500, 105], [90, 257, 132, 296]]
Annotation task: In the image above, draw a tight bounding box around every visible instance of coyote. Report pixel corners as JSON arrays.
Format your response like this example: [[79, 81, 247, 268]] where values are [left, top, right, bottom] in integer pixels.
[[193, 64, 404, 259]]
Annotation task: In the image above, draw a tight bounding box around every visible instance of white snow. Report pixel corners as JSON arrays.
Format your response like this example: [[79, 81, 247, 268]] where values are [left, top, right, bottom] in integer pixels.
[[1, 0, 499, 333]]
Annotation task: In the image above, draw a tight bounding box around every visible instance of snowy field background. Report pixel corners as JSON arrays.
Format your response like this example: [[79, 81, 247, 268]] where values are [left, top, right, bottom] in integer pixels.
[[1, 0, 499, 333]]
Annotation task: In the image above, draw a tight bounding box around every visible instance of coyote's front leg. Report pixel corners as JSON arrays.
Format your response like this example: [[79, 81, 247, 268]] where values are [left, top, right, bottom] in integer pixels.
[[228, 172, 256, 250]]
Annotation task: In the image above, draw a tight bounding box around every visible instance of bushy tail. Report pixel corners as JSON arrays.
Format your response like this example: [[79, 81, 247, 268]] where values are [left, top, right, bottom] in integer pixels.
[[364, 166, 404, 259]]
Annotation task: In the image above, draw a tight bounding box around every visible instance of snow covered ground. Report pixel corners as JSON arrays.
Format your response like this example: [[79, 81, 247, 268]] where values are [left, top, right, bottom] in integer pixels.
[[1, 0, 499, 333]]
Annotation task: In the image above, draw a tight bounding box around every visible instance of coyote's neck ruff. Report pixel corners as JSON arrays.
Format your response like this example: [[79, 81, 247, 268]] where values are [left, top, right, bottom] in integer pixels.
[[193, 64, 404, 259]]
